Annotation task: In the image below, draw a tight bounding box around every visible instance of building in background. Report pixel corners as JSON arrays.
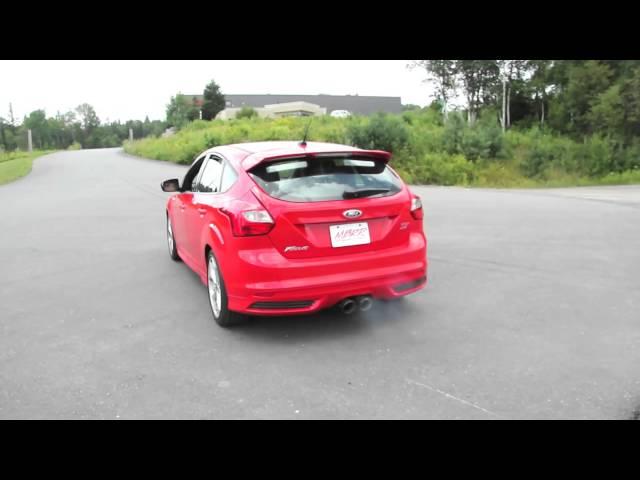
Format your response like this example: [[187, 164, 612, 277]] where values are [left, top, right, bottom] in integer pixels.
[[187, 94, 402, 120], [217, 101, 327, 120]]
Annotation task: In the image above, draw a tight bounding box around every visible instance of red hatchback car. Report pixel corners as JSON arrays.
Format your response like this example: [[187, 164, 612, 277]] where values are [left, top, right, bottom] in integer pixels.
[[161, 141, 427, 326]]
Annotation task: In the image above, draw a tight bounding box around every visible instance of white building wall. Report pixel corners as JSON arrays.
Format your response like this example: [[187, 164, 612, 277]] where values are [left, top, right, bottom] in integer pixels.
[[216, 102, 325, 120]]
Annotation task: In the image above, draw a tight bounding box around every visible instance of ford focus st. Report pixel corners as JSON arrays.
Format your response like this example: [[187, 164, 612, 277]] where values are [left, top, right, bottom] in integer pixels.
[[161, 141, 427, 327]]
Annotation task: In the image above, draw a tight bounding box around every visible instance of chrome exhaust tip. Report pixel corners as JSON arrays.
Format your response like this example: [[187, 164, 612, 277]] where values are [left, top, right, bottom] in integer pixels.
[[338, 298, 357, 315], [358, 295, 373, 312]]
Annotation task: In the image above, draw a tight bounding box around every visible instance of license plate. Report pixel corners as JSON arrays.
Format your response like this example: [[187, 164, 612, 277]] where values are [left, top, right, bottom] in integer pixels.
[[329, 222, 371, 248]]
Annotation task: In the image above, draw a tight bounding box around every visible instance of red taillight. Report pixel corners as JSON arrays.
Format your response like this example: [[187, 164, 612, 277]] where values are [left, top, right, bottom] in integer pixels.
[[410, 195, 423, 220], [222, 207, 274, 236]]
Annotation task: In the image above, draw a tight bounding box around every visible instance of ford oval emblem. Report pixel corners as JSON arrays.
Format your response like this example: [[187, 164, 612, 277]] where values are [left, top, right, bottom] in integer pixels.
[[343, 209, 362, 218]]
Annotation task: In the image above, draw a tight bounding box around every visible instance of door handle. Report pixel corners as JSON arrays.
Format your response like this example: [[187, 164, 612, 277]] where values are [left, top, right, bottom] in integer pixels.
[[197, 208, 207, 215], [179, 205, 185, 211]]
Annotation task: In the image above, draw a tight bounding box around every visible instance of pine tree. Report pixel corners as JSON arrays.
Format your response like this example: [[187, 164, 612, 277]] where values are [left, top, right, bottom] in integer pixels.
[[201, 80, 226, 121]]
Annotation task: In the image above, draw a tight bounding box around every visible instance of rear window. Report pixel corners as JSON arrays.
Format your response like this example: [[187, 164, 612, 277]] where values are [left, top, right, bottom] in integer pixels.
[[249, 156, 403, 202]]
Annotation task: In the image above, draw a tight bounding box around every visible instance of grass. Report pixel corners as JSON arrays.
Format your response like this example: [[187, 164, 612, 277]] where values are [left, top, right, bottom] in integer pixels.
[[469, 162, 640, 189], [0, 150, 55, 185], [522, 170, 640, 188]]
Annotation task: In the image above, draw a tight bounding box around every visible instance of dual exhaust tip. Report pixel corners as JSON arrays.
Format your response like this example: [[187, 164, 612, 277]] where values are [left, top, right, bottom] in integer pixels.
[[338, 295, 373, 315]]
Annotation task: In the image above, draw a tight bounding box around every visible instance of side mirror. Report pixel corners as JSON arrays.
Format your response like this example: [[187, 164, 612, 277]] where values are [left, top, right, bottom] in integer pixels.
[[161, 178, 180, 192]]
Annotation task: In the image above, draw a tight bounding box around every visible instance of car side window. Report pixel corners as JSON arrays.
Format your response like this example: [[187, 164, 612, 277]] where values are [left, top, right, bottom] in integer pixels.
[[196, 155, 223, 193], [183, 156, 206, 192], [220, 162, 238, 192]]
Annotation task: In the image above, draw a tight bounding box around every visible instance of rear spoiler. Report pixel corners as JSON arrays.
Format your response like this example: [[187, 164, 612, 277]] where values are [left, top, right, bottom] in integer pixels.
[[242, 149, 392, 171]]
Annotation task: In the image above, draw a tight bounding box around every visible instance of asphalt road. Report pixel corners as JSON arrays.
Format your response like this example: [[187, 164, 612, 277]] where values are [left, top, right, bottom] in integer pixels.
[[1, 148, 639, 419]]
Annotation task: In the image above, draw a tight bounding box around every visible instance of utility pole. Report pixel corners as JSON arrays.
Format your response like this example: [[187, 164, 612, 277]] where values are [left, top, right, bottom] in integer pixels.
[[27, 129, 33, 152], [129, 128, 133, 142]]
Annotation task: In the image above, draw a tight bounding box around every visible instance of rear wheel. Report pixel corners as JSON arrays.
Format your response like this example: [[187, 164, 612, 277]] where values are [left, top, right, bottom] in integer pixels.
[[207, 251, 244, 327], [167, 214, 180, 261]]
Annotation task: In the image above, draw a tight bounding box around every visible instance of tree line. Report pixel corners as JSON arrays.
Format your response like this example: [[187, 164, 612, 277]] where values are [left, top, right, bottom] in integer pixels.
[[0, 103, 167, 152], [410, 60, 640, 146], [1, 78, 227, 152]]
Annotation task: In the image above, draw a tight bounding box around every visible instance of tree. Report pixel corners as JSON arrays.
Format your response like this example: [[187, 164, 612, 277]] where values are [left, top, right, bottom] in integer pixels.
[[454, 60, 501, 125], [571, 61, 614, 135], [588, 65, 640, 145], [497, 60, 530, 131], [1, 104, 19, 151], [23, 110, 49, 149], [619, 67, 640, 142], [201, 80, 226, 120], [527, 60, 553, 127], [409, 60, 457, 120], [166, 93, 199, 129], [589, 84, 624, 138], [75, 103, 100, 132], [549, 61, 614, 137], [1, 102, 167, 152], [0, 117, 7, 151]]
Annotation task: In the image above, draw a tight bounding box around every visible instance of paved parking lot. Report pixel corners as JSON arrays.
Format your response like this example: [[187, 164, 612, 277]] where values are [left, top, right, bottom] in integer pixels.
[[1, 148, 638, 419]]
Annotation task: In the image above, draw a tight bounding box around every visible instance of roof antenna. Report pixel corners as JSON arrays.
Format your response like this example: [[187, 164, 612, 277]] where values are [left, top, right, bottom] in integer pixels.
[[300, 117, 313, 147]]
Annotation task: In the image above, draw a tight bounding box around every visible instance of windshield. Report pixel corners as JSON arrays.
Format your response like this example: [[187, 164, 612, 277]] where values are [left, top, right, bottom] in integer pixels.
[[248, 156, 403, 202]]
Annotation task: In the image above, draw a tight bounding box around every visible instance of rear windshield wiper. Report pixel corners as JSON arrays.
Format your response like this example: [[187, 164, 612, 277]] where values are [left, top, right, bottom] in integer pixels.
[[343, 188, 390, 199]]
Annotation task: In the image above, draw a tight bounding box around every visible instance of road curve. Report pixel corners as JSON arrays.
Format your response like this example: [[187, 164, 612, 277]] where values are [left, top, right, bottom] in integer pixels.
[[1, 148, 639, 419]]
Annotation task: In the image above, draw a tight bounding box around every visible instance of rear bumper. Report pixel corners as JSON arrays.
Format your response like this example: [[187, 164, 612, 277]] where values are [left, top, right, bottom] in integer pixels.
[[226, 232, 427, 316]]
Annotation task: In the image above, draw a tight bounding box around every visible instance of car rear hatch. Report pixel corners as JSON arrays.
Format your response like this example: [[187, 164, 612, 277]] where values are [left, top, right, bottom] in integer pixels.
[[247, 152, 413, 259]]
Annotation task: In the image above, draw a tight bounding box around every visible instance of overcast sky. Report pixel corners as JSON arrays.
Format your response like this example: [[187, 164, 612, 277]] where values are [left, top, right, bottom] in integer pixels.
[[0, 60, 437, 123]]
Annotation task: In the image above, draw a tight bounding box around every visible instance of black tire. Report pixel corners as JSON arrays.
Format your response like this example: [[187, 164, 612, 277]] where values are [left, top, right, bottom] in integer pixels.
[[167, 213, 181, 261], [206, 250, 245, 327]]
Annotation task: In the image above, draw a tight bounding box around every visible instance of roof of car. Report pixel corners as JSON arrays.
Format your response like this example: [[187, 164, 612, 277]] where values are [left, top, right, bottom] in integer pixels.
[[206, 141, 391, 171]]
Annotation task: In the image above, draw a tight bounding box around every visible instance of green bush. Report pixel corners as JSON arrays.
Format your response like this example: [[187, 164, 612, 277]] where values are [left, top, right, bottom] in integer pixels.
[[347, 113, 409, 152], [570, 135, 616, 177], [442, 112, 466, 155], [236, 106, 258, 119], [522, 135, 554, 178], [519, 132, 618, 179], [475, 162, 536, 188], [67, 142, 82, 150], [394, 151, 474, 185], [425, 153, 475, 185], [442, 112, 504, 161], [460, 129, 486, 161], [521, 131, 570, 178], [204, 131, 222, 149], [616, 140, 640, 171], [183, 120, 212, 132], [402, 105, 443, 127]]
